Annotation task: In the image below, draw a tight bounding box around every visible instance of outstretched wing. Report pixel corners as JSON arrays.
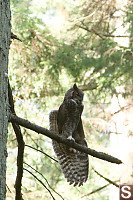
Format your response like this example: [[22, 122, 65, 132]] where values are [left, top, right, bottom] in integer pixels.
[[49, 110, 89, 186]]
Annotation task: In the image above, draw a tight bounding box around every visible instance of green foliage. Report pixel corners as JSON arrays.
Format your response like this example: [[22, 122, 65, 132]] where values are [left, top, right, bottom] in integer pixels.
[[7, 0, 133, 199], [10, 0, 133, 104]]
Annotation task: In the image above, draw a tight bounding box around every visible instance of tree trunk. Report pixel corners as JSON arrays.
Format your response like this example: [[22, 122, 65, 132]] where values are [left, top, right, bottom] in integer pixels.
[[0, 1, 11, 199]]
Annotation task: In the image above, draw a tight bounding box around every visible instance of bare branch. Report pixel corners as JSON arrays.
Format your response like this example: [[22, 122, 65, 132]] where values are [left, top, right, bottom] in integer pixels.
[[76, 24, 104, 39], [12, 123, 24, 200], [81, 183, 110, 198], [76, 24, 132, 38], [111, 104, 132, 115], [92, 168, 119, 187], [9, 113, 122, 165], [11, 32, 22, 42], [25, 144, 58, 162], [81, 169, 119, 198], [24, 168, 56, 200], [24, 162, 64, 200], [6, 184, 12, 193], [8, 81, 24, 200]]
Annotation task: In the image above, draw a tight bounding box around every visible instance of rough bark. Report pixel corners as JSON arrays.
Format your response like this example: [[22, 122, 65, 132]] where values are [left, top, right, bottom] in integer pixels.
[[0, 1, 11, 199]]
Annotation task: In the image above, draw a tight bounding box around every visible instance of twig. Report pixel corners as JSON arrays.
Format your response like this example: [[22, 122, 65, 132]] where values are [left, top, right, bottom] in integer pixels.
[[76, 24, 132, 38], [24, 168, 56, 200], [9, 113, 122, 165], [11, 32, 22, 42], [8, 81, 24, 200], [92, 168, 119, 187], [111, 104, 132, 115], [6, 184, 12, 193], [24, 162, 64, 200], [81, 183, 110, 198], [76, 24, 104, 39], [81, 173, 119, 199], [25, 144, 58, 162]]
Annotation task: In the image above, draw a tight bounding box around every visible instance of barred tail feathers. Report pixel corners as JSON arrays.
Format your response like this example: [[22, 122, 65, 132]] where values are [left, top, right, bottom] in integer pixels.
[[49, 110, 88, 186]]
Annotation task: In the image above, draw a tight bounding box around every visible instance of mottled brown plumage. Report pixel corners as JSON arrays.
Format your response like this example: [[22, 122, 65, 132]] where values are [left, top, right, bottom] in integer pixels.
[[49, 84, 89, 186]]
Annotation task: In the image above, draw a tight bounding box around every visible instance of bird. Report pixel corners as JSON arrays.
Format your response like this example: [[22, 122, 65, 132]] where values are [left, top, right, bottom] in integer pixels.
[[49, 84, 89, 186]]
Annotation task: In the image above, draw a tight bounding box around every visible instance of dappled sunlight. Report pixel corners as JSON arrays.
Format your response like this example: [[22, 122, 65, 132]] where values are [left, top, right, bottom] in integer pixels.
[[5, 0, 133, 199]]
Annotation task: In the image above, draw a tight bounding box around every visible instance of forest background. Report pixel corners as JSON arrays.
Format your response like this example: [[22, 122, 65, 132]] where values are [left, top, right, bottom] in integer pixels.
[[7, 0, 133, 199]]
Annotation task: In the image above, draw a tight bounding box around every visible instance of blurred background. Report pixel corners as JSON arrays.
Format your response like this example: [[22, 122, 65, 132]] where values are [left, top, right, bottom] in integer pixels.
[[7, 0, 133, 199]]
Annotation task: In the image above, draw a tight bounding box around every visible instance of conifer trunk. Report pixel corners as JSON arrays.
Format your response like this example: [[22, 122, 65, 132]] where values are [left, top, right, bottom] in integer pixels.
[[0, 1, 11, 199]]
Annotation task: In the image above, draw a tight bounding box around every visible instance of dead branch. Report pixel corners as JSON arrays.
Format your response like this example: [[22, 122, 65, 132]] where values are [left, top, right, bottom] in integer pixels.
[[81, 169, 119, 199], [92, 168, 119, 187], [8, 81, 24, 200], [76, 24, 132, 39], [24, 168, 56, 200], [11, 32, 22, 42], [111, 104, 132, 115], [25, 144, 58, 162], [24, 162, 64, 200], [81, 183, 110, 198], [9, 113, 122, 165]]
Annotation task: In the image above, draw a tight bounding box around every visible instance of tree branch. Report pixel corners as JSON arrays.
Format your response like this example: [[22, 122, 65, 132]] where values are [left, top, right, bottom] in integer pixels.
[[24, 162, 64, 200], [81, 170, 119, 198], [25, 144, 58, 162], [111, 104, 132, 116], [9, 113, 122, 165], [8, 81, 24, 200], [11, 32, 22, 42], [24, 168, 56, 200], [76, 24, 132, 39], [81, 183, 110, 198], [92, 168, 119, 187]]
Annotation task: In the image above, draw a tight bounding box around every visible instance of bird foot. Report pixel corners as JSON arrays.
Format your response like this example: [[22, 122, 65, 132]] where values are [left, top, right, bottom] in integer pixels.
[[67, 136, 75, 142]]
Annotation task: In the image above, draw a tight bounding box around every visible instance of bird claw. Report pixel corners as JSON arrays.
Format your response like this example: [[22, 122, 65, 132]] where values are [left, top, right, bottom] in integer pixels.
[[67, 136, 75, 142]]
